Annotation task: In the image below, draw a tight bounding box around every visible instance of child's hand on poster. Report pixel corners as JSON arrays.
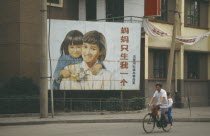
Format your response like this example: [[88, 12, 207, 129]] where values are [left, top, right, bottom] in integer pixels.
[[59, 70, 71, 78], [91, 63, 103, 75]]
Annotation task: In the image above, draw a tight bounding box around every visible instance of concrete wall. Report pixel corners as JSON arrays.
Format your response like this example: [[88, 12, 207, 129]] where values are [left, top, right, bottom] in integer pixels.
[[183, 28, 209, 51], [148, 22, 209, 51], [184, 81, 209, 106], [0, 0, 21, 82], [19, 0, 41, 84], [124, 0, 144, 17], [0, 0, 81, 85], [200, 1, 209, 28], [148, 50, 154, 79], [0, 0, 41, 84], [183, 53, 208, 107], [96, 0, 106, 20], [79, 0, 86, 20], [85, 0, 145, 20], [146, 0, 210, 107], [47, 0, 78, 20], [167, 0, 175, 23], [148, 22, 173, 49]]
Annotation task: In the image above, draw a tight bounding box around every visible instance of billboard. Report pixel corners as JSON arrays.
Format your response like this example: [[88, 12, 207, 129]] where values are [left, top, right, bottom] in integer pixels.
[[48, 20, 141, 90]]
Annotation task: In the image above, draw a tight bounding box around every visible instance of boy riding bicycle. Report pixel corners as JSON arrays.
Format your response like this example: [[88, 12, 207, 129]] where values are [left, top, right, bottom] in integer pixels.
[[148, 83, 168, 116], [143, 84, 173, 133]]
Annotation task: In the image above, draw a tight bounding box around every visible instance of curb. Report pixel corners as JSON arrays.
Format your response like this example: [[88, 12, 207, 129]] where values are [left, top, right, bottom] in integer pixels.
[[0, 111, 145, 118], [1, 118, 210, 126], [173, 118, 210, 122]]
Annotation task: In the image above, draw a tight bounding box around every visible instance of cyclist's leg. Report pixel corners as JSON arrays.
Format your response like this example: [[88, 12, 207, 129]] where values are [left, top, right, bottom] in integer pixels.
[[161, 108, 167, 115], [160, 108, 168, 123]]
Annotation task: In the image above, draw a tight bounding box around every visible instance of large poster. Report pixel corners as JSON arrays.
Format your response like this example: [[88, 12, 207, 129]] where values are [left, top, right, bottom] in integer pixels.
[[48, 20, 141, 90]]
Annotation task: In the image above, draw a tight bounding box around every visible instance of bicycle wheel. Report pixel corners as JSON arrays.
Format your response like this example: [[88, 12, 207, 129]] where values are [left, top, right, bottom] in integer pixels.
[[161, 114, 171, 132], [143, 113, 155, 133]]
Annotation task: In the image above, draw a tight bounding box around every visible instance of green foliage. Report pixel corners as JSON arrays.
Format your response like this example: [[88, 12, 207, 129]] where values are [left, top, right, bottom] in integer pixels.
[[129, 97, 145, 110], [0, 76, 40, 114], [105, 97, 121, 111], [0, 76, 39, 96]]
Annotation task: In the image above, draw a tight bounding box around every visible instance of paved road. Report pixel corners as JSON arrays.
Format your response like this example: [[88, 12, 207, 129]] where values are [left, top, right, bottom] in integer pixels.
[[0, 122, 209, 136]]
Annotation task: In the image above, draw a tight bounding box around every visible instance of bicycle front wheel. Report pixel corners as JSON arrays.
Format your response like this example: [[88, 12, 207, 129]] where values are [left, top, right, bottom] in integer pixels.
[[143, 113, 155, 133]]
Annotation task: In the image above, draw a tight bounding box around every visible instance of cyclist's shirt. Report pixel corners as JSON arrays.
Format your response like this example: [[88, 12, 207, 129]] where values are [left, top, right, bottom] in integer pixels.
[[153, 89, 168, 107]]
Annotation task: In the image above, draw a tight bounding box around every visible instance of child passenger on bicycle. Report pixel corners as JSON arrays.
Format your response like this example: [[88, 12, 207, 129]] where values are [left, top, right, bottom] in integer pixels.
[[166, 92, 173, 128]]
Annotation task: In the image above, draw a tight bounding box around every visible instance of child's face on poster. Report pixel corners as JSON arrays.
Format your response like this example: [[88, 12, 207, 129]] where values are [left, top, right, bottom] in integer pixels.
[[82, 43, 100, 64], [68, 45, 82, 58]]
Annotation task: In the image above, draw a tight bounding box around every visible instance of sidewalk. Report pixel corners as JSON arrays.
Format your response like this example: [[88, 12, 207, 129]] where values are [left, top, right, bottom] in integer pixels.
[[0, 107, 210, 126]]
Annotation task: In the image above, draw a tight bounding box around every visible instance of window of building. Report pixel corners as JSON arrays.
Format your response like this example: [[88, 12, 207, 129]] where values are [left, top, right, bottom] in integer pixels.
[[155, 0, 168, 22], [47, 0, 63, 8], [153, 50, 167, 78], [106, 0, 124, 22], [86, 0, 96, 21], [187, 53, 199, 79], [186, 0, 200, 26]]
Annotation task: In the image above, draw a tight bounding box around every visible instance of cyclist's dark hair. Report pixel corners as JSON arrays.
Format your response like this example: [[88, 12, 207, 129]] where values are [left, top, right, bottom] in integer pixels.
[[155, 83, 162, 88]]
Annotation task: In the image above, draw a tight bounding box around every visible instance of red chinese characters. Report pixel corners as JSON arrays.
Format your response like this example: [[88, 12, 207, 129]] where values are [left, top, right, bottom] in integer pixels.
[[120, 27, 130, 87], [121, 27, 129, 34], [121, 36, 129, 43], [121, 45, 129, 51], [120, 61, 128, 69], [120, 53, 128, 60], [120, 79, 128, 86]]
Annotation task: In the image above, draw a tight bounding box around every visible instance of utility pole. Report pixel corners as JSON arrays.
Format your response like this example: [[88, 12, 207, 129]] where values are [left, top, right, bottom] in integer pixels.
[[40, 0, 48, 118], [166, 0, 180, 92]]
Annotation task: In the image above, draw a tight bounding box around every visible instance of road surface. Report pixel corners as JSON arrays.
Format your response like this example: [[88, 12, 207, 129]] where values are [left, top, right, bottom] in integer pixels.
[[0, 122, 209, 136]]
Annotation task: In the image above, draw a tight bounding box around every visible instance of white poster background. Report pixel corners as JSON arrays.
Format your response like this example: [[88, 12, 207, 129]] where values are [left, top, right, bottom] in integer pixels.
[[48, 20, 141, 90]]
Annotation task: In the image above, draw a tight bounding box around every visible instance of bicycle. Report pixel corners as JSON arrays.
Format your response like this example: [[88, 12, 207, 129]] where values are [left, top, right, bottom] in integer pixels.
[[143, 104, 171, 133]]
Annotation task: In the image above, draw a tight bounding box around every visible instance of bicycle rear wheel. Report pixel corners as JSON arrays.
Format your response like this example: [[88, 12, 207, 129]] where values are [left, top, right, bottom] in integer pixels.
[[143, 113, 155, 133]]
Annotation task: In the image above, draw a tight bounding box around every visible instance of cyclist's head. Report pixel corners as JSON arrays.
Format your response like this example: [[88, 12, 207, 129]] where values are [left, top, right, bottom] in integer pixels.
[[155, 83, 162, 91]]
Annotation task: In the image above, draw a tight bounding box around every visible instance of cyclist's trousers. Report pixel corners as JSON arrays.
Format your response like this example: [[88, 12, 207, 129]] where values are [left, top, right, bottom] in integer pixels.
[[160, 108, 167, 115]]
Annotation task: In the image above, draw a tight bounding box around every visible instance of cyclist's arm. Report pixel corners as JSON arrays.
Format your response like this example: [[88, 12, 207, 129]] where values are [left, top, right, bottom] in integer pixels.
[[148, 97, 155, 105], [158, 97, 165, 105], [149, 91, 157, 105]]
